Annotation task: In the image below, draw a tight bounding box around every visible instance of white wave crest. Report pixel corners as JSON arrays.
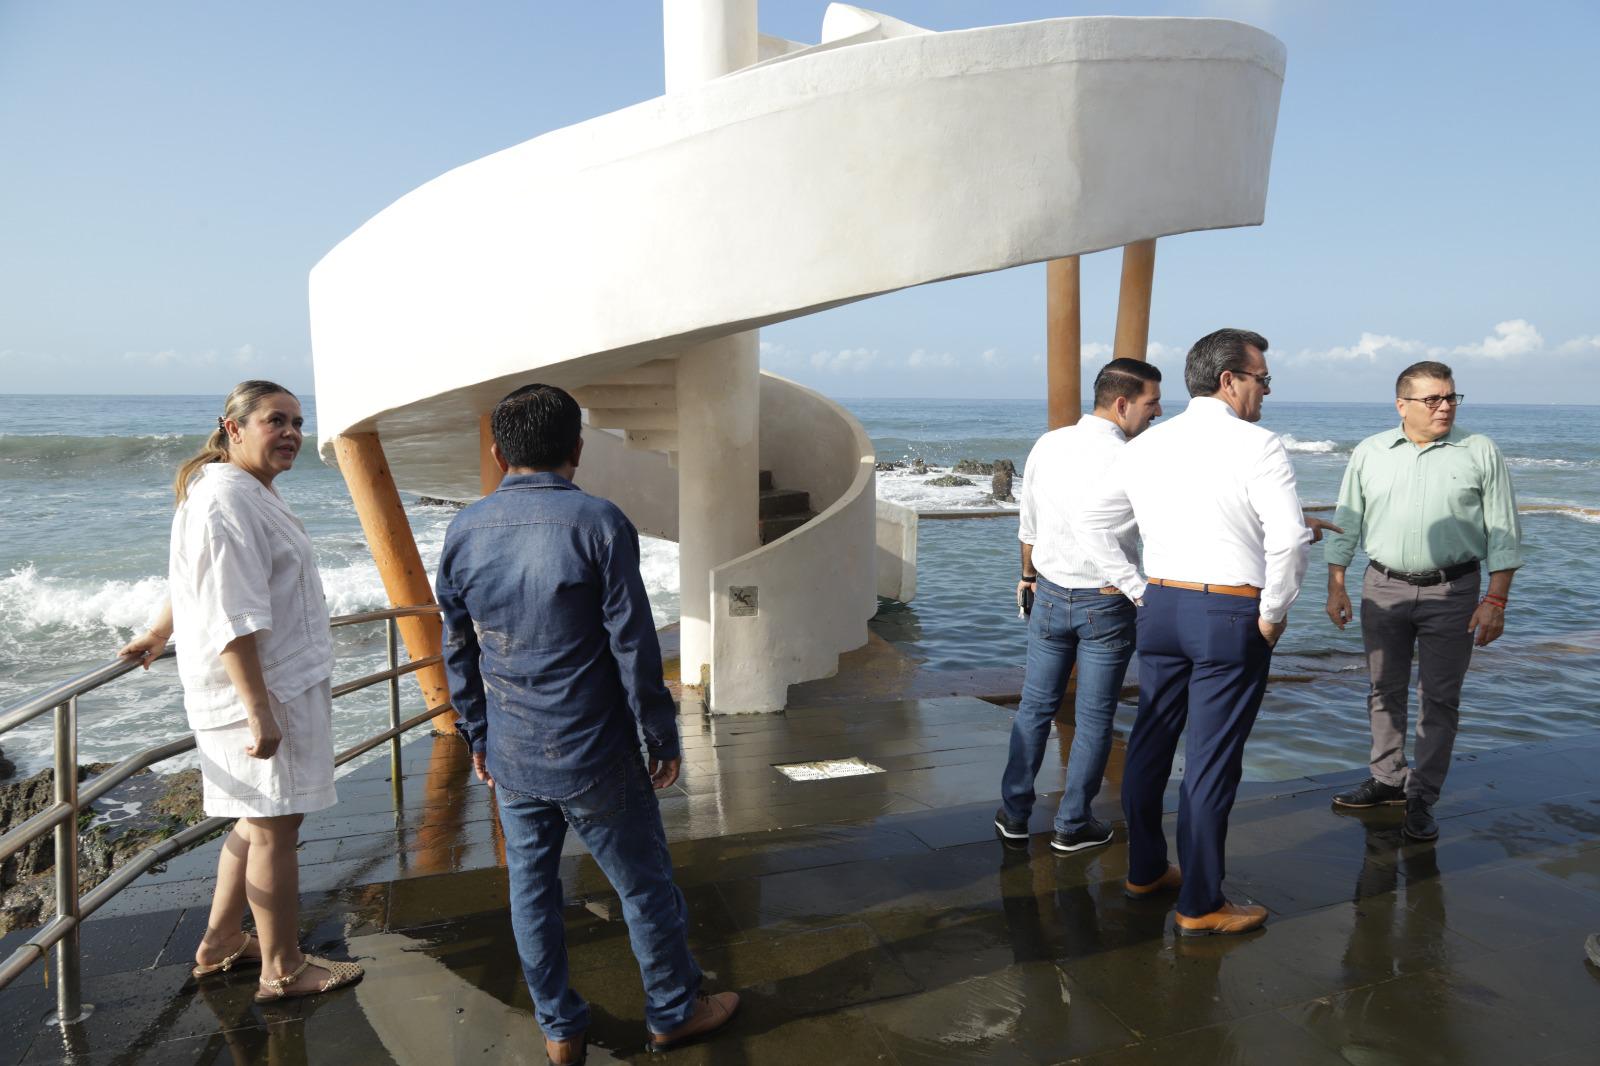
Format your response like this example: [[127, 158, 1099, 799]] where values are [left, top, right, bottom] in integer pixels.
[[874, 464, 1019, 512], [1279, 434, 1340, 454], [0, 564, 168, 635]]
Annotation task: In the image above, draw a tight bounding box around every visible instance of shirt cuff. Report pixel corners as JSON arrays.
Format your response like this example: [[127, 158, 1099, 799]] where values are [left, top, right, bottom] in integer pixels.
[[207, 611, 270, 658], [1485, 553, 1523, 573]]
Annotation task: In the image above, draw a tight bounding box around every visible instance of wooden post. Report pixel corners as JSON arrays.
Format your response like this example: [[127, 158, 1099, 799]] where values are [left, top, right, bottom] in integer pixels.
[[1113, 239, 1157, 362], [332, 431, 455, 731], [478, 414, 503, 497], [1046, 256, 1082, 429]]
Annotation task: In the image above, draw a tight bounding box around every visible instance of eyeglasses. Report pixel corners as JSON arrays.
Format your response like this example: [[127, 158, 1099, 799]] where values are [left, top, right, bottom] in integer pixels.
[[1400, 393, 1464, 410], [1231, 370, 1271, 389]]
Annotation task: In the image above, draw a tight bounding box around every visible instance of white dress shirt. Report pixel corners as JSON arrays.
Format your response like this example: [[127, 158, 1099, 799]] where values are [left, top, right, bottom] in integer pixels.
[[1076, 397, 1311, 623], [1018, 415, 1137, 588], [169, 463, 335, 728]]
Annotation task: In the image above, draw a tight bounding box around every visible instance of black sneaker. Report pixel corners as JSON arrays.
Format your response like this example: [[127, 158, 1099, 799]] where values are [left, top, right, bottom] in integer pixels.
[[1332, 777, 1406, 809], [1402, 797, 1439, 841], [1050, 819, 1114, 853], [994, 808, 1030, 840]]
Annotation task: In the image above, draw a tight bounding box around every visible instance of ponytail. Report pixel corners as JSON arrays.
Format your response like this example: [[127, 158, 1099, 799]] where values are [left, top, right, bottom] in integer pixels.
[[173, 380, 297, 506]]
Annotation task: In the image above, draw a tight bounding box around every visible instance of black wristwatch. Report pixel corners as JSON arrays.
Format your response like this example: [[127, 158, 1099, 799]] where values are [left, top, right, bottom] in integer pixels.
[[1021, 574, 1037, 582]]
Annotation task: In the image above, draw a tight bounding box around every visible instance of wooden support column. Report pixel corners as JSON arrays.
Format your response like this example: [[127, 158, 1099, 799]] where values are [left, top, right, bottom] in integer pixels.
[[332, 431, 455, 731], [478, 414, 503, 497], [1046, 256, 1082, 429], [1113, 239, 1157, 362]]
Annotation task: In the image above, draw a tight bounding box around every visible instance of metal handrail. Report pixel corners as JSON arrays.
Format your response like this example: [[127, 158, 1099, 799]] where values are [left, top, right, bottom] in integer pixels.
[[0, 603, 447, 1025]]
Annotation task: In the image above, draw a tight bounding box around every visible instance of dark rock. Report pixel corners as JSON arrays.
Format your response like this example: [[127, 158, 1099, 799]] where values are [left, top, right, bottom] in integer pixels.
[[873, 461, 905, 472], [414, 495, 466, 509], [0, 744, 13, 782], [926, 474, 974, 488], [991, 459, 1016, 503], [909, 459, 928, 476], [0, 764, 210, 934], [952, 458, 994, 475]]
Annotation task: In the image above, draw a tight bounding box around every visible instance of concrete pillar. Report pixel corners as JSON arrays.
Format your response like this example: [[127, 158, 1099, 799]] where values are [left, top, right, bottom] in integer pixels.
[[332, 431, 455, 731], [1046, 256, 1082, 429], [1113, 239, 1157, 362], [478, 414, 503, 498], [664, 0, 761, 696], [664, 0, 758, 91]]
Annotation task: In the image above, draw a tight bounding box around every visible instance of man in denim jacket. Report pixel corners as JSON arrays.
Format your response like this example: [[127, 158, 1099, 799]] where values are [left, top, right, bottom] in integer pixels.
[[437, 383, 739, 1063]]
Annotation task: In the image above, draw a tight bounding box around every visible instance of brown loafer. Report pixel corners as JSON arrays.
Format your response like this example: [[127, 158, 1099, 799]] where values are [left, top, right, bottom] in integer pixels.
[[544, 1030, 586, 1065], [1174, 901, 1267, 937], [1124, 863, 1182, 900], [648, 991, 740, 1053]]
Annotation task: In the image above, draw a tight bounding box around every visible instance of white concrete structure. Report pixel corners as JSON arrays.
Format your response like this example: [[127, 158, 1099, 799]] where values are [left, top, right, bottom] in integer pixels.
[[310, 4, 1286, 712]]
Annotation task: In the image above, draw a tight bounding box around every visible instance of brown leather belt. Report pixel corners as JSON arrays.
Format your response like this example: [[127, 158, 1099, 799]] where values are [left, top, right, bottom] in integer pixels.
[[1148, 577, 1261, 599], [1097, 585, 1121, 596]]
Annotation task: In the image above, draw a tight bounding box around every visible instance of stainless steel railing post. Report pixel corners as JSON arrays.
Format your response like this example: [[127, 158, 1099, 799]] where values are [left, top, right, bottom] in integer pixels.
[[48, 696, 89, 1026], [387, 617, 403, 809]]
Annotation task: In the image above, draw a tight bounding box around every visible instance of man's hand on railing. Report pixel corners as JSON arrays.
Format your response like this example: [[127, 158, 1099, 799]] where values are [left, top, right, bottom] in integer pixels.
[[471, 752, 495, 788]]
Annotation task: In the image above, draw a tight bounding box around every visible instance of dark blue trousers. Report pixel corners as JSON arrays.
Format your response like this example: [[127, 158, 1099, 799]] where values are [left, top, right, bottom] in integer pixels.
[[1121, 583, 1273, 918]]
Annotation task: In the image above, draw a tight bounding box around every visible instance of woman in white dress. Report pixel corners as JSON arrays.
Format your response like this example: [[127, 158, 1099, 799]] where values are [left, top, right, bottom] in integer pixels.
[[120, 380, 362, 1001]]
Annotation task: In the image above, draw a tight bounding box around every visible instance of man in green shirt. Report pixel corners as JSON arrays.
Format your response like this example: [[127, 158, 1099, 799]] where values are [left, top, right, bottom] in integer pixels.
[[1321, 360, 1523, 841]]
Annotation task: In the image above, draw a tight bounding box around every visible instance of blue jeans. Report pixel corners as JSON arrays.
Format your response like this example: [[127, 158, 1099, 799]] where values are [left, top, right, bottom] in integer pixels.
[[495, 754, 702, 1039], [1001, 577, 1137, 834]]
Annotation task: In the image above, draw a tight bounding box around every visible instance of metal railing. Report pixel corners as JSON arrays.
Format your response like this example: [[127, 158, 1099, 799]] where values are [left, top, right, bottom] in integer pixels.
[[0, 604, 447, 1025]]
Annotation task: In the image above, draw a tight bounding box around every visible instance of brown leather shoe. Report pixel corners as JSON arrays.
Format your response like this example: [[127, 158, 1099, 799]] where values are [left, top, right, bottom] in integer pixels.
[[648, 991, 741, 1053], [544, 1031, 586, 1066], [1174, 901, 1267, 937], [1124, 863, 1182, 899]]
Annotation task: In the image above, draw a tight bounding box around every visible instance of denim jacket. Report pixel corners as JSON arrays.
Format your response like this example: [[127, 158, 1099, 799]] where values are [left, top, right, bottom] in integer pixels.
[[435, 472, 679, 798]]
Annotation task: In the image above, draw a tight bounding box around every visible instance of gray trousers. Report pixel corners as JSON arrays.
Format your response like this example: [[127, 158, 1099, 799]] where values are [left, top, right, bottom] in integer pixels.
[[1361, 564, 1479, 804]]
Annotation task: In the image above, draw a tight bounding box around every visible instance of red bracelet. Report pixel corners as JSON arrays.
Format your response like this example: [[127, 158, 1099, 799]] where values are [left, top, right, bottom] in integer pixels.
[[1482, 595, 1507, 608]]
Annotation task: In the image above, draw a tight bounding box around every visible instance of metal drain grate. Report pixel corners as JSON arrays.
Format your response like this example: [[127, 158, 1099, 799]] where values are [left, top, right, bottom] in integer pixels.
[[773, 757, 885, 781]]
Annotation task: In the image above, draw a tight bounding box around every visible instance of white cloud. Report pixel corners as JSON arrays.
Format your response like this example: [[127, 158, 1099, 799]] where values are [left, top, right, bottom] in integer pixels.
[[1556, 334, 1600, 356], [979, 347, 1004, 368], [232, 343, 258, 367], [123, 347, 220, 368], [1145, 341, 1183, 362], [1453, 319, 1542, 360], [906, 348, 957, 369], [758, 340, 799, 368], [808, 347, 877, 374], [1296, 332, 1436, 364], [1082, 342, 1113, 362]]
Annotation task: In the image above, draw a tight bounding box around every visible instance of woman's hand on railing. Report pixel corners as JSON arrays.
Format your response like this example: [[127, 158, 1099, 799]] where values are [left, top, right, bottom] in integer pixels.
[[118, 630, 170, 670]]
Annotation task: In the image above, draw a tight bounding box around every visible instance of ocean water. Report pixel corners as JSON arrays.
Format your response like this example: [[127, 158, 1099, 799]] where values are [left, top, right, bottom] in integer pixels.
[[2, 394, 1597, 782]]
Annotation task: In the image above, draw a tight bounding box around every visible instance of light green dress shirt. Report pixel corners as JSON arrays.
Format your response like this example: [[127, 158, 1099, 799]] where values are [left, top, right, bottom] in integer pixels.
[[1323, 424, 1523, 573]]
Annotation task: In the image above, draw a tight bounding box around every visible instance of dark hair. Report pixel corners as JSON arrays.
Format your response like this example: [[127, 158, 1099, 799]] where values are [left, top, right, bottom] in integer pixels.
[[1395, 360, 1454, 397], [174, 380, 296, 504], [491, 384, 582, 469], [1184, 328, 1269, 398], [1092, 358, 1162, 409]]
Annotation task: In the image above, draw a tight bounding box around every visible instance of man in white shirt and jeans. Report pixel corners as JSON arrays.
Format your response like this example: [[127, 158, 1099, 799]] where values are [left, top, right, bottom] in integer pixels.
[[996, 359, 1163, 853], [1079, 329, 1312, 936]]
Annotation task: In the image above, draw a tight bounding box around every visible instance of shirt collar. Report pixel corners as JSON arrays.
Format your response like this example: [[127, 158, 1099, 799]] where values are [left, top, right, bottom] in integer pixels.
[[498, 471, 579, 491], [1387, 423, 1464, 449], [1081, 413, 1127, 442], [204, 462, 298, 520], [1187, 396, 1240, 420]]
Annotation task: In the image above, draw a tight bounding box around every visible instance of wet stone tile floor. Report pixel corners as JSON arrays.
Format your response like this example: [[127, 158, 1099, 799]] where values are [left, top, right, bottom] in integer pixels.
[[4, 696, 1600, 1064]]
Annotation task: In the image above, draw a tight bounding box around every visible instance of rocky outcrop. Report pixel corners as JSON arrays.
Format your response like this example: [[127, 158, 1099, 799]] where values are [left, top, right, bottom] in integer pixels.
[[926, 474, 974, 488], [0, 764, 208, 935], [990, 458, 1016, 502], [952, 458, 994, 475]]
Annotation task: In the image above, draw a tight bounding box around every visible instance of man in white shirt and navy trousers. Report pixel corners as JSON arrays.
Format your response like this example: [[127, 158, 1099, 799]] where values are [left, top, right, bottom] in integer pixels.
[[1079, 329, 1312, 936], [996, 358, 1164, 852]]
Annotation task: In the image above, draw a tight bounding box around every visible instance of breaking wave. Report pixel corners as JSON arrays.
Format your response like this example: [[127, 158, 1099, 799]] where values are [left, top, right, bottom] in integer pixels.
[[1279, 434, 1341, 454]]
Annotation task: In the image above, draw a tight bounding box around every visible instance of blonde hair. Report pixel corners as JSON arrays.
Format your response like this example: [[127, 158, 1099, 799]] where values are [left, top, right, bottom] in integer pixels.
[[174, 380, 297, 505]]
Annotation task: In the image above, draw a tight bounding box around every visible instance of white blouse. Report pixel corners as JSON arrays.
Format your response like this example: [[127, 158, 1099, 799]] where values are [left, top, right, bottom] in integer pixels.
[[169, 463, 335, 729]]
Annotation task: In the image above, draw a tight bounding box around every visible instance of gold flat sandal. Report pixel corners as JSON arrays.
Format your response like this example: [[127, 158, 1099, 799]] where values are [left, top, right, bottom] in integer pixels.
[[190, 932, 260, 979], [254, 954, 364, 1003]]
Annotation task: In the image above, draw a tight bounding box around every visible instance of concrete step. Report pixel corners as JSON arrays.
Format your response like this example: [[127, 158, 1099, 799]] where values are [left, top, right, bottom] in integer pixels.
[[759, 469, 773, 491], [625, 429, 679, 452], [759, 510, 816, 544], [586, 407, 677, 431], [596, 358, 677, 386], [570, 384, 675, 410], [760, 487, 810, 519]]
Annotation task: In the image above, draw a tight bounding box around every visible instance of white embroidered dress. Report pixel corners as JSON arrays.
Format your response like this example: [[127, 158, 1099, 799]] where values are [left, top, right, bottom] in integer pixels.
[[170, 463, 337, 817]]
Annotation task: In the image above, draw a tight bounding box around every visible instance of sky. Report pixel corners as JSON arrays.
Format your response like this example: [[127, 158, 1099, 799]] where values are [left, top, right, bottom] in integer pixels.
[[2, 1, 1597, 404]]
